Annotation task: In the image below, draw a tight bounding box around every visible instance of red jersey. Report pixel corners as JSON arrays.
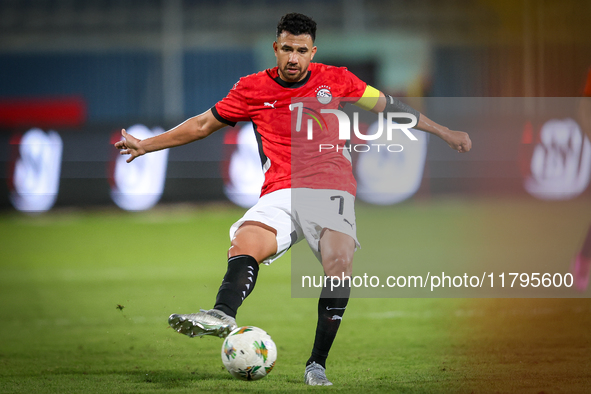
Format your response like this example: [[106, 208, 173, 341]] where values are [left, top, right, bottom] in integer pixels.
[[213, 62, 367, 197]]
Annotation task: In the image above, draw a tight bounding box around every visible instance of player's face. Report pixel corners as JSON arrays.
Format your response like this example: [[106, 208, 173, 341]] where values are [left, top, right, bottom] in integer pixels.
[[273, 31, 317, 83]]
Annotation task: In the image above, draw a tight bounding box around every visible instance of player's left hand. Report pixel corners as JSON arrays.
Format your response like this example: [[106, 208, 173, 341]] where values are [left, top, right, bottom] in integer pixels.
[[443, 129, 472, 153]]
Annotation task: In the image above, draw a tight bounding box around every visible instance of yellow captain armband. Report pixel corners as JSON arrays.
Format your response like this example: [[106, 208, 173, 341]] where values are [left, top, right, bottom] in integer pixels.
[[354, 85, 380, 111]]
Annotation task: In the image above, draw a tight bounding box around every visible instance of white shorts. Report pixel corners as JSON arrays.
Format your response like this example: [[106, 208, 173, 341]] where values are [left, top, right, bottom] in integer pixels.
[[229, 188, 359, 265]]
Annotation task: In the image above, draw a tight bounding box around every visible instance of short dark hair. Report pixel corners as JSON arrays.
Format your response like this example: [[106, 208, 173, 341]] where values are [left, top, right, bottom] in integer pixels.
[[276, 13, 317, 42]]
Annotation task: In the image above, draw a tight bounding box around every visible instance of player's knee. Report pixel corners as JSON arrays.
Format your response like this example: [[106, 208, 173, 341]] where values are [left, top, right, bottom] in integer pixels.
[[322, 250, 353, 277], [228, 237, 257, 260], [228, 237, 248, 257], [228, 229, 277, 263]]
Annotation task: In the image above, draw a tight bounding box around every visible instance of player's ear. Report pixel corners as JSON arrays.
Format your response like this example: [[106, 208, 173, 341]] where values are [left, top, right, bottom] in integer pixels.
[[310, 46, 317, 60], [272, 40, 278, 57]]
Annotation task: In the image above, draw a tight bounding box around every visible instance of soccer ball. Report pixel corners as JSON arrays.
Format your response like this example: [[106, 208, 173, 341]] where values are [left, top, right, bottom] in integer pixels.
[[221, 326, 277, 381]]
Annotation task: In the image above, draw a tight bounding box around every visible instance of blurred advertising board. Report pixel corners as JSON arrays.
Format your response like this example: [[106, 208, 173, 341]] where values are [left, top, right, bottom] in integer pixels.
[[0, 98, 589, 212]]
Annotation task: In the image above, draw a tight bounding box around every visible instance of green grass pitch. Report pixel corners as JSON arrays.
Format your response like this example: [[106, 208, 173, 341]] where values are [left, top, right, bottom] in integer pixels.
[[1, 198, 590, 393]]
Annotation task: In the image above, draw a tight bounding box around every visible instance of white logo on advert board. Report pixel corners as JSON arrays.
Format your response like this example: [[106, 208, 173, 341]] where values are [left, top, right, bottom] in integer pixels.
[[10, 128, 63, 212], [111, 124, 169, 211], [525, 118, 591, 200]]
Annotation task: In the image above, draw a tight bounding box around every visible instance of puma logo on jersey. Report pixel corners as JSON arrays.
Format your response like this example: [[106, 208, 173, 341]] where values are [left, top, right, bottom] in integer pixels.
[[264, 100, 277, 109], [343, 218, 354, 228]]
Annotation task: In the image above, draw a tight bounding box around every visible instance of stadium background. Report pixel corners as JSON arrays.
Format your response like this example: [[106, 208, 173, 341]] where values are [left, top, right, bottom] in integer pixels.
[[2, 1, 591, 392], [1, 0, 591, 209]]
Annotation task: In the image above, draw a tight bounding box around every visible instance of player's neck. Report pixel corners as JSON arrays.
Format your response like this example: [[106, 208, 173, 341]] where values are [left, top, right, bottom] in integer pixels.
[[278, 70, 309, 83], [274, 69, 312, 89]]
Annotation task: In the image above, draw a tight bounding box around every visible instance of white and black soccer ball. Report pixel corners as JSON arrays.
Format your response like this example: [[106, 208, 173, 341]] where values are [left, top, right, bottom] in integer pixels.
[[221, 326, 277, 381]]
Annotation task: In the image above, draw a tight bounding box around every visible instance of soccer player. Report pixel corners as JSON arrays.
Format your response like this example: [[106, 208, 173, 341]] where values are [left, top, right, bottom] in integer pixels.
[[115, 13, 471, 385], [572, 67, 591, 291]]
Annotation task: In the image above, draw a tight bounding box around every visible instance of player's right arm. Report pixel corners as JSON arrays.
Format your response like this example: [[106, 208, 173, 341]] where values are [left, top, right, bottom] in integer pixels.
[[115, 109, 226, 163]]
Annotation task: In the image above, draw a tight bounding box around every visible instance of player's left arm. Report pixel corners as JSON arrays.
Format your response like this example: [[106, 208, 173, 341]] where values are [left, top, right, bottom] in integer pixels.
[[354, 86, 472, 153]]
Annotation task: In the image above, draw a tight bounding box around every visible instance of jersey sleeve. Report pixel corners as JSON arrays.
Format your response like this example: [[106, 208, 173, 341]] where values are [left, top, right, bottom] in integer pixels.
[[584, 67, 591, 97], [341, 68, 368, 98], [212, 79, 251, 127]]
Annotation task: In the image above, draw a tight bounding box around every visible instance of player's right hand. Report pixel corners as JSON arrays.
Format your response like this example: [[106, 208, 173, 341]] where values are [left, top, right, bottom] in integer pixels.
[[114, 129, 146, 163]]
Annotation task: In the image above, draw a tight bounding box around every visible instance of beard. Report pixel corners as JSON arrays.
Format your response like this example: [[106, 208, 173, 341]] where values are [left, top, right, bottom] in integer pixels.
[[280, 64, 308, 82]]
